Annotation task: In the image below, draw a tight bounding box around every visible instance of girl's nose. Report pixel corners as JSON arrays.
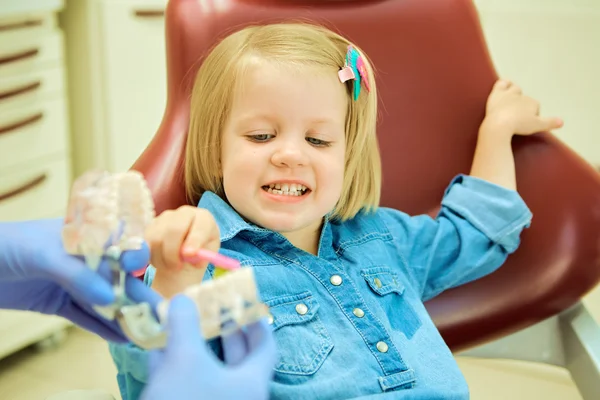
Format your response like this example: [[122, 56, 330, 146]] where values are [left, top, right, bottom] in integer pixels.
[[270, 139, 308, 168]]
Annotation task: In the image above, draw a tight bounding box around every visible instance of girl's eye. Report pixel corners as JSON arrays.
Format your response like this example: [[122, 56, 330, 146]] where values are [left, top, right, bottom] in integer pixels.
[[247, 134, 273, 142], [306, 137, 331, 147]]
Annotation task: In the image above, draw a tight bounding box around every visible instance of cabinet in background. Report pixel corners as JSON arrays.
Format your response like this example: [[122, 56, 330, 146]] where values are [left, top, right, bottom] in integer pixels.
[[0, 0, 73, 360], [61, 0, 168, 175]]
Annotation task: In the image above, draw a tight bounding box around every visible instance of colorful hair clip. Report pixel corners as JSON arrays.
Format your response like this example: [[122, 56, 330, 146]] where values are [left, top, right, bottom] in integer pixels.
[[338, 45, 370, 101]]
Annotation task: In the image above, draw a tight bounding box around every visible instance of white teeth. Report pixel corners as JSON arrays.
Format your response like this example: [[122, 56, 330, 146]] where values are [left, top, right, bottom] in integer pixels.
[[264, 182, 308, 196], [267, 188, 302, 196], [266, 183, 307, 191]]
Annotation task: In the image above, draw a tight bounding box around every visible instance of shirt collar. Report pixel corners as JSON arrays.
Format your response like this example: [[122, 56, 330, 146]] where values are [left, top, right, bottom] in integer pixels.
[[197, 191, 336, 256], [197, 191, 269, 242]]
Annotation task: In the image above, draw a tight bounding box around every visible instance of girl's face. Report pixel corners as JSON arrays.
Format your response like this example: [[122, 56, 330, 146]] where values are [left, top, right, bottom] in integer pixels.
[[220, 59, 348, 254]]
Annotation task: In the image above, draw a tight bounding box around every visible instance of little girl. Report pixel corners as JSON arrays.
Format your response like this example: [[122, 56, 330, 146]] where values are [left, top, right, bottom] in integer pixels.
[[110, 23, 563, 400]]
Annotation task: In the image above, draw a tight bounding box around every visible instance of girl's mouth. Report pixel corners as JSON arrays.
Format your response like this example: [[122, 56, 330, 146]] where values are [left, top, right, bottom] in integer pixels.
[[261, 183, 310, 197]]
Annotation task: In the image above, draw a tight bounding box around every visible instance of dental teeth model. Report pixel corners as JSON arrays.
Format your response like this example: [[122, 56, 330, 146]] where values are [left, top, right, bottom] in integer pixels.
[[61, 170, 269, 349], [157, 267, 269, 340], [62, 170, 154, 264], [62, 170, 154, 319]]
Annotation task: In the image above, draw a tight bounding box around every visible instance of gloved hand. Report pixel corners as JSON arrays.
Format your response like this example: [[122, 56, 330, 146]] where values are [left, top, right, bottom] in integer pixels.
[[0, 218, 161, 342], [142, 295, 276, 400]]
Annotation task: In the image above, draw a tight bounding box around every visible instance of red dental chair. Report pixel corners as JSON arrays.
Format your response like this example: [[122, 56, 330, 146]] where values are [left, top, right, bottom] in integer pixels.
[[131, 0, 600, 397]]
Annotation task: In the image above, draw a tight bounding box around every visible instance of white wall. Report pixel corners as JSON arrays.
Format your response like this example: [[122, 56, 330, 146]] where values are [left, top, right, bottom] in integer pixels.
[[474, 0, 600, 166]]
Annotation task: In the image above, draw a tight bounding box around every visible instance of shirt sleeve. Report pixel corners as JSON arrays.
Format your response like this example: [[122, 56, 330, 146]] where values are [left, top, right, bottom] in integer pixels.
[[108, 265, 223, 400], [108, 341, 150, 400], [379, 174, 532, 302]]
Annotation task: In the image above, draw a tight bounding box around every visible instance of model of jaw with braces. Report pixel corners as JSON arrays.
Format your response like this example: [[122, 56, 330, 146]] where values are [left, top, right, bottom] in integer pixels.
[[62, 170, 269, 349]]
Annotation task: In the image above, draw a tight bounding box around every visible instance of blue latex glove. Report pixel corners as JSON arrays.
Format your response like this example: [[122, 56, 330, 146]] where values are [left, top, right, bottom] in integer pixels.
[[142, 295, 276, 400], [0, 218, 161, 342]]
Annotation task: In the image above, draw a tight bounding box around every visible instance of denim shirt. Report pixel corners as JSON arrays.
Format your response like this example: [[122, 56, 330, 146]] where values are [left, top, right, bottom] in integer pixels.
[[109, 175, 532, 400]]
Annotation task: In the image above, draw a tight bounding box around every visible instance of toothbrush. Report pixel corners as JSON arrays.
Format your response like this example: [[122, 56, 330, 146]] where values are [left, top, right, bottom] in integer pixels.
[[182, 248, 241, 272]]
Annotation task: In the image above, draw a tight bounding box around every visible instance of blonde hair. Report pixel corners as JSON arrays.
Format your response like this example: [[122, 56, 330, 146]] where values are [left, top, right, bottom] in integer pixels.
[[185, 23, 381, 221]]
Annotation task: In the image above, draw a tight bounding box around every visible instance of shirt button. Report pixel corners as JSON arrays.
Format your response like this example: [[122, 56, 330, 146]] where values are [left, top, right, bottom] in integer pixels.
[[353, 308, 365, 318], [267, 315, 274, 325], [374, 278, 382, 288], [376, 341, 389, 353], [330, 275, 343, 286], [295, 303, 308, 315]]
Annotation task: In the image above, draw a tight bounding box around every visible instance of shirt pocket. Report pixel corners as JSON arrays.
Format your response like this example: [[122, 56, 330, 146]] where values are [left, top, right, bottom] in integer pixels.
[[361, 266, 422, 339], [265, 291, 334, 376]]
